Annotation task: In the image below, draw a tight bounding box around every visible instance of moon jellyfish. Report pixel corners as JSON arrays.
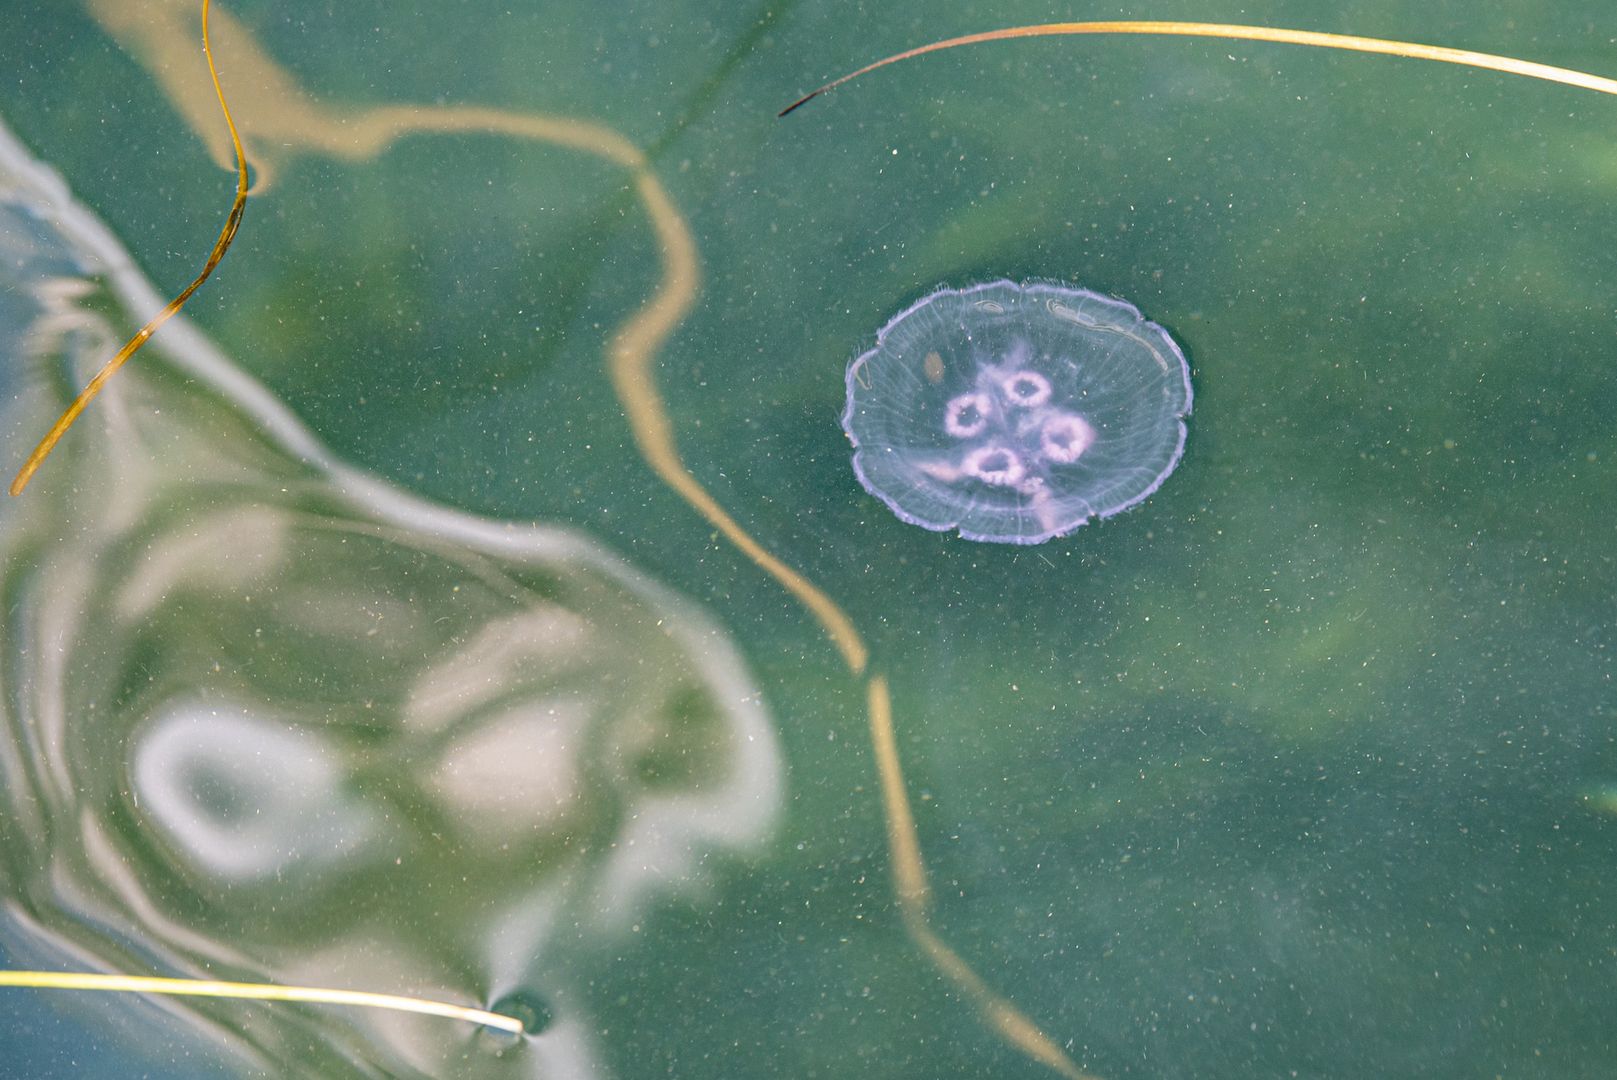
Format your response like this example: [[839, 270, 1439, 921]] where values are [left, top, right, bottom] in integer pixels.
[[843, 279, 1193, 544]]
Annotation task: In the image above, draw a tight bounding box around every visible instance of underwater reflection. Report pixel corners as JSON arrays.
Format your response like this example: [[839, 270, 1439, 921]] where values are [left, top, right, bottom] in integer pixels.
[[0, 116, 781, 1077]]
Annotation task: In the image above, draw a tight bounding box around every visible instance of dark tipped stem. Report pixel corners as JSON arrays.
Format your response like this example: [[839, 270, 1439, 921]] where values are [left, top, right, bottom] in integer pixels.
[[778, 89, 822, 117]]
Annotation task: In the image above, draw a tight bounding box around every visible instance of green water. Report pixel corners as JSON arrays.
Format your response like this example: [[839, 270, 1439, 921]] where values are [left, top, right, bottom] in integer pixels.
[[1, 2, 1614, 1077]]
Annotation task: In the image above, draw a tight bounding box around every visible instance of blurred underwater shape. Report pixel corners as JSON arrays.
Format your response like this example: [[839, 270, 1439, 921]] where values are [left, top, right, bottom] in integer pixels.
[[0, 114, 781, 1078]]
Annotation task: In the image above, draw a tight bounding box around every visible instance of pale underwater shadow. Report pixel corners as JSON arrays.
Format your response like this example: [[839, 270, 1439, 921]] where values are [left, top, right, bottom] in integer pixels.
[[0, 115, 782, 1079]]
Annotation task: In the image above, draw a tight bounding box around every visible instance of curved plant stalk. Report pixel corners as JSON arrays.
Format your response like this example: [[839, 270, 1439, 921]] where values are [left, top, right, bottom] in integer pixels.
[[0, 970, 523, 1034], [9, 0, 248, 495], [781, 20, 1617, 116]]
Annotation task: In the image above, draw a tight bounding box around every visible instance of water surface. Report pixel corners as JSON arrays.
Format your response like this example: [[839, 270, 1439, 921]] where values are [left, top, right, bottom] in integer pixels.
[[1, 2, 1614, 1076]]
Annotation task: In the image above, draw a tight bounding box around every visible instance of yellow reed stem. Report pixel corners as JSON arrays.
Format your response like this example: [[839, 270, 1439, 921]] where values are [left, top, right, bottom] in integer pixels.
[[10, 0, 249, 495], [0, 970, 524, 1034], [781, 20, 1617, 115]]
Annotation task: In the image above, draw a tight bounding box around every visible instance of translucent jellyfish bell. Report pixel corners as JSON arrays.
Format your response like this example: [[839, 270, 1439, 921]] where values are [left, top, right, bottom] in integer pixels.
[[843, 280, 1193, 544]]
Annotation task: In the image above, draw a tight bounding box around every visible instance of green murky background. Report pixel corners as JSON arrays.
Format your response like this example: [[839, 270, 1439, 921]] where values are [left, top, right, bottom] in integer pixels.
[[2, 1, 1615, 1076]]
